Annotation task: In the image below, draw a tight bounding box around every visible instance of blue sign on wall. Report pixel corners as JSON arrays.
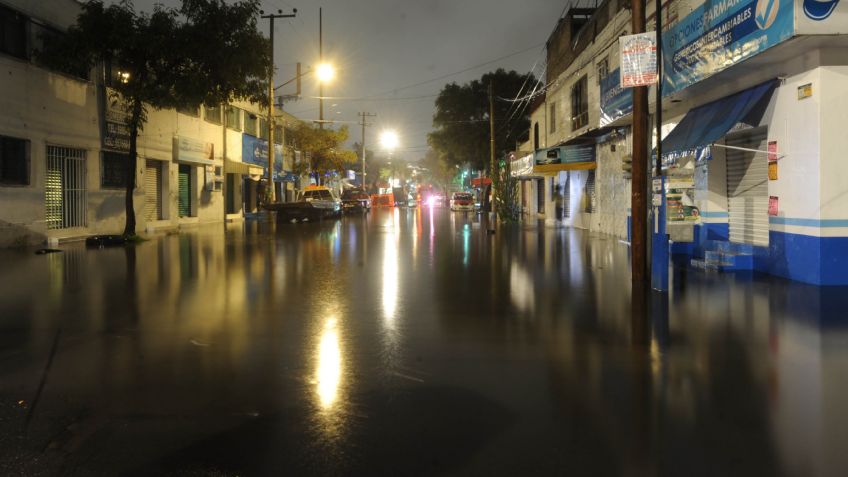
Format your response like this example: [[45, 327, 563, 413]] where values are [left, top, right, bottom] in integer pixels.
[[600, 68, 633, 126], [534, 144, 596, 166], [242, 134, 284, 172], [662, 0, 794, 95]]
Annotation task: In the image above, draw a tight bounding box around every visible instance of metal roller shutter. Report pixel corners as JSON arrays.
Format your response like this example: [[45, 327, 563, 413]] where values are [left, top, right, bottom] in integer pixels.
[[178, 164, 191, 217], [563, 173, 571, 218], [726, 127, 768, 246], [144, 160, 161, 221]]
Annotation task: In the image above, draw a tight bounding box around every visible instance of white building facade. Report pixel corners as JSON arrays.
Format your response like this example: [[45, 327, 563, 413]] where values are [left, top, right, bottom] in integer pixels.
[[530, 0, 848, 285], [0, 0, 302, 246]]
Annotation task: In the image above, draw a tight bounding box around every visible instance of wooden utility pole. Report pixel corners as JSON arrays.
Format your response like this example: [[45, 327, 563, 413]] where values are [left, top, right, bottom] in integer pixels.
[[261, 8, 297, 204], [358, 112, 376, 188], [630, 0, 648, 285]]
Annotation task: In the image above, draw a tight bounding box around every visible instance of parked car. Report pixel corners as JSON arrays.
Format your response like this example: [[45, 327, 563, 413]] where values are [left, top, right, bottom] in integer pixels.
[[267, 185, 341, 222], [341, 189, 371, 212], [450, 192, 474, 211]]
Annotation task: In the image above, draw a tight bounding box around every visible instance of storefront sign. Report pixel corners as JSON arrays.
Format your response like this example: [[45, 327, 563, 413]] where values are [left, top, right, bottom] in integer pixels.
[[620, 32, 658, 87], [797, 0, 848, 33], [797, 83, 813, 99], [662, 0, 793, 95], [173, 136, 214, 165], [768, 140, 778, 161], [534, 144, 596, 167], [103, 90, 131, 152], [242, 134, 284, 172], [600, 68, 633, 126], [768, 161, 778, 180], [510, 153, 535, 177]]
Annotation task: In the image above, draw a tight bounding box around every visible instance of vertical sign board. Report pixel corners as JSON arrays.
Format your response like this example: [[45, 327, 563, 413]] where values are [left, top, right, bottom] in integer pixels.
[[620, 32, 658, 88], [103, 89, 131, 152], [600, 68, 634, 126], [662, 0, 794, 95]]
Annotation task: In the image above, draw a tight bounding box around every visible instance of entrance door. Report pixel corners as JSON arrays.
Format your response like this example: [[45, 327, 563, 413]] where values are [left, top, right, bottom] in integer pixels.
[[562, 173, 571, 218], [178, 164, 192, 217], [226, 173, 236, 214], [144, 160, 162, 221], [45, 145, 87, 230], [726, 127, 768, 246], [536, 178, 545, 214]]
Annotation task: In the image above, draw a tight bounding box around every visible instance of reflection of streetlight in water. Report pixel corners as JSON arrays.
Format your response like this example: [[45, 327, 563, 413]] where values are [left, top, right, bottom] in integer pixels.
[[316, 317, 341, 409]]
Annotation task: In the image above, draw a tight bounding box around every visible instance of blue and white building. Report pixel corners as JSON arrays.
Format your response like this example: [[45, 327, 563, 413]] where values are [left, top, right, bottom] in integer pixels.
[[532, 0, 848, 285]]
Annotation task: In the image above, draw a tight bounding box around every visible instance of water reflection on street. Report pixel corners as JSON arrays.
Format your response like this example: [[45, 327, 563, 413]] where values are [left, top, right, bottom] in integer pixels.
[[0, 207, 847, 475]]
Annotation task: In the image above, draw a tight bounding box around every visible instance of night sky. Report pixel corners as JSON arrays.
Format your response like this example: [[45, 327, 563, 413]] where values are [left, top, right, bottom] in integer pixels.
[[130, 0, 567, 161]]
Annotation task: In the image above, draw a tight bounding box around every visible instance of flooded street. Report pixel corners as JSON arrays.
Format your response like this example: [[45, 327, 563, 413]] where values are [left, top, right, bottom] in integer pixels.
[[1, 207, 847, 476]]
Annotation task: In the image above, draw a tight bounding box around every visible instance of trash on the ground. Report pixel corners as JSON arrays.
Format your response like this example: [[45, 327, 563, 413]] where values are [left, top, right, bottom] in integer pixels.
[[34, 249, 62, 255], [85, 235, 128, 248]]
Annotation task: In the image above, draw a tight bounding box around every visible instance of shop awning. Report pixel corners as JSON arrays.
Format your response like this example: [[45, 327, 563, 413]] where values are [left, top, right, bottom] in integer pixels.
[[661, 79, 778, 158], [225, 159, 263, 176]]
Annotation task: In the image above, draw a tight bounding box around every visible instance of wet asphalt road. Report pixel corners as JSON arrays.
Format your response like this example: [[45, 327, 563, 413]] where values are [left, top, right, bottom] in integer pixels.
[[1, 207, 847, 476]]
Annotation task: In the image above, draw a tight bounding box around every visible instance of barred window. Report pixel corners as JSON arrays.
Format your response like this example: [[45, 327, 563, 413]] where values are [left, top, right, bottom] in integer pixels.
[[101, 151, 129, 189], [571, 75, 588, 131]]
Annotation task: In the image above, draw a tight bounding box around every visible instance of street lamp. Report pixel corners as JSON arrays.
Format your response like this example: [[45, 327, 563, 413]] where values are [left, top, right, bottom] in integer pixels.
[[316, 63, 335, 83], [380, 130, 399, 151]]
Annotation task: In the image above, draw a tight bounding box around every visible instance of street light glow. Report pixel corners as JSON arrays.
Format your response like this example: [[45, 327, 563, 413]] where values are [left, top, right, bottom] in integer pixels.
[[316, 63, 335, 83], [380, 130, 399, 151]]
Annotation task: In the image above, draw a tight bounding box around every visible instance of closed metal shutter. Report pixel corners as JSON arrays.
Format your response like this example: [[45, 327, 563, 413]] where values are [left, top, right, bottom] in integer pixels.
[[726, 127, 768, 246], [144, 160, 161, 221], [563, 173, 571, 218], [178, 164, 191, 217], [45, 146, 87, 229]]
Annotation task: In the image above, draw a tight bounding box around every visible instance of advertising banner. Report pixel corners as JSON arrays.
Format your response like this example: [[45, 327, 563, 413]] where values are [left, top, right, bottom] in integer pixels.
[[534, 144, 596, 167], [173, 136, 214, 165], [662, 0, 794, 95], [796, 0, 848, 34], [103, 89, 131, 152], [620, 32, 658, 87], [600, 68, 633, 126], [242, 135, 285, 173]]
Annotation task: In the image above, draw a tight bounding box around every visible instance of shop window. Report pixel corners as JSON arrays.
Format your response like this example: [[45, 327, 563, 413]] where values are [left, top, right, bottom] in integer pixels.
[[244, 113, 258, 136], [549, 102, 556, 134], [0, 135, 29, 185], [101, 151, 129, 189], [205, 105, 222, 125], [258, 118, 269, 141], [226, 106, 241, 130], [0, 4, 28, 60], [533, 123, 539, 150], [596, 57, 609, 85], [571, 75, 588, 131]]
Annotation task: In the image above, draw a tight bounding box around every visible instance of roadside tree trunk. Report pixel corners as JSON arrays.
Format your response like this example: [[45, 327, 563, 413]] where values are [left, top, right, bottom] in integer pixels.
[[123, 100, 142, 237]]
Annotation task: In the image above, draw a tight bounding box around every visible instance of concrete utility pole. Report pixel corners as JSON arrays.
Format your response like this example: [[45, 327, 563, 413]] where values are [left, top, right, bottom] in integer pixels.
[[319, 8, 324, 130], [261, 8, 297, 204], [488, 81, 497, 221], [630, 0, 649, 286], [358, 112, 376, 188]]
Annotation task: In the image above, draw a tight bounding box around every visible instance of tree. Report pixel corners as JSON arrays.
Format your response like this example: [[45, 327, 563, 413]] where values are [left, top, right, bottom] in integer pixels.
[[39, 0, 270, 237], [289, 123, 358, 181], [419, 149, 457, 198], [429, 68, 535, 173]]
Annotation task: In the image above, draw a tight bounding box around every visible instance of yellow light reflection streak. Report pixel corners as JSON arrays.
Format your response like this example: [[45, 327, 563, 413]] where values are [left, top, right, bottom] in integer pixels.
[[316, 318, 342, 409]]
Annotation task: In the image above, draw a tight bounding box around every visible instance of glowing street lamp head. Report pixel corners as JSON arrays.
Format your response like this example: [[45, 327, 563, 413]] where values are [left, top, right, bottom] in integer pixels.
[[316, 63, 335, 83], [380, 130, 399, 151]]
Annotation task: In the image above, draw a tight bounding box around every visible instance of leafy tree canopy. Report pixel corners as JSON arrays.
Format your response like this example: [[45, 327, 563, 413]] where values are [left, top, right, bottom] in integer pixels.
[[428, 68, 536, 173], [289, 124, 358, 177]]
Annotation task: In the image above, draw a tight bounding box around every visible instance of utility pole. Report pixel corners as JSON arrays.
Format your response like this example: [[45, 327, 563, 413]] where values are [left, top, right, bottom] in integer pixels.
[[261, 8, 297, 204], [630, 0, 649, 286], [488, 80, 497, 224], [319, 8, 324, 130], [358, 112, 376, 189]]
